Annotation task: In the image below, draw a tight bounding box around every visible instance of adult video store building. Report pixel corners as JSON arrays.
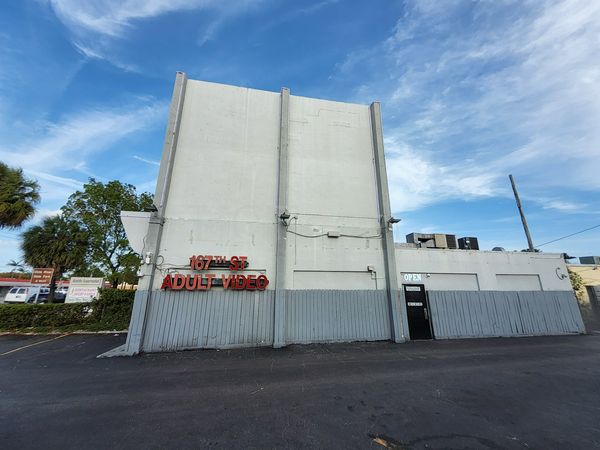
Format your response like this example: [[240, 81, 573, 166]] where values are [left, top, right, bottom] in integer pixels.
[[108, 73, 584, 355]]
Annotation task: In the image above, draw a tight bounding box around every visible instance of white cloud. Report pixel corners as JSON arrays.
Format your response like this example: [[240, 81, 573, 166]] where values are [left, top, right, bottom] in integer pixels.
[[540, 199, 586, 213], [384, 137, 502, 212], [1, 101, 166, 171], [72, 41, 140, 72], [0, 100, 167, 200], [45, 0, 266, 71], [46, 0, 264, 39], [35, 208, 62, 218], [133, 155, 160, 166], [46, 0, 220, 37], [342, 0, 600, 213]]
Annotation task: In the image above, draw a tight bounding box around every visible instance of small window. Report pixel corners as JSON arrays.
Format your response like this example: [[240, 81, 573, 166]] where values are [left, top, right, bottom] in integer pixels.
[[9, 287, 18, 293], [17, 288, 27, 294]]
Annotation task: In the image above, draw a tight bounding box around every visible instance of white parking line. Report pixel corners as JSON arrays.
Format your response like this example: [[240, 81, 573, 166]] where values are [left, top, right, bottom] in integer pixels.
[[0, 334, 69, 356]]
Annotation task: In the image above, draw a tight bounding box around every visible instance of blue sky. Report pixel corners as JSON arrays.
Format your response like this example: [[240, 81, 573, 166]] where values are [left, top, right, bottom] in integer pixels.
[[0, 0, 599, 270]]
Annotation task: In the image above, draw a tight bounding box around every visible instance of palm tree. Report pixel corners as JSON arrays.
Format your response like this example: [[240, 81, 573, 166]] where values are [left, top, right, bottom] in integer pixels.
[[22, 216, 88, 303], [0, 162, 40, 229], [7, 259, 26, 273]]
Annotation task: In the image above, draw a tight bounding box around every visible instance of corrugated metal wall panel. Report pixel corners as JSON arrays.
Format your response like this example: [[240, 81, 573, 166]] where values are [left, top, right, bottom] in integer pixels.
[[285, 290, 391, 344], [136, 289, 583, 352], [428, 290, 584, 339], [141, 290, 275, 352]]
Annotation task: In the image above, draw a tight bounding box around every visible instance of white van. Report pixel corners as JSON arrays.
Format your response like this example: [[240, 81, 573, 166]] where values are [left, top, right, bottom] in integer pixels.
[[4, 287, 41, 303]]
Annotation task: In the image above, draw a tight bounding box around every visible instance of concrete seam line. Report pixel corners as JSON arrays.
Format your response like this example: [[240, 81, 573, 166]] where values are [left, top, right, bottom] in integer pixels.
[[273, 87, 290, 348], [0, 334, 69, 356], [369, 102, 407, 342]]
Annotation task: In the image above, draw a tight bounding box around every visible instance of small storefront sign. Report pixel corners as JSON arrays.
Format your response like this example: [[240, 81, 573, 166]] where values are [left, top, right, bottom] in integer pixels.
[[403, 273, 422, 282], [407, 302, 423, 307], [65, 277, 104, 303], [161, 255, 269, 291], [31, 268, 54, 285]]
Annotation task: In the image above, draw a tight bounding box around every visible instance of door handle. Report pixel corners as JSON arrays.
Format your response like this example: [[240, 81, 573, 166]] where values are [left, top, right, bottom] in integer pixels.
[[424, 308, 428, 320]]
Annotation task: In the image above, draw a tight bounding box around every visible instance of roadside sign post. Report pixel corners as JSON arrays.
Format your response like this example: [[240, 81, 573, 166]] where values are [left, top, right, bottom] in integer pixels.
[[30, 268, 54, 304], [65, 277, 104, 303]]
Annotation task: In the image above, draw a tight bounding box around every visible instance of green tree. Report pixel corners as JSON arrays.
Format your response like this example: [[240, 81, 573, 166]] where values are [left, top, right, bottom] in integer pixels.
[[0, 162, 40, 229], [21, 215, 88, 303], [61, 179, 153, 288]]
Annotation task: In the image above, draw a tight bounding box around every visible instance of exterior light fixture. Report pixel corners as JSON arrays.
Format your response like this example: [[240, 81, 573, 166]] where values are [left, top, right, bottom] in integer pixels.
[[279, 210, 291, 226], [388, 217, 401, 224]]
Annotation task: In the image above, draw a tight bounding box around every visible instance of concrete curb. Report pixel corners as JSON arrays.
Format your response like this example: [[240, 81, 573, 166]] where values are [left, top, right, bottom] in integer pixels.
[[0, 330, 127, 336]]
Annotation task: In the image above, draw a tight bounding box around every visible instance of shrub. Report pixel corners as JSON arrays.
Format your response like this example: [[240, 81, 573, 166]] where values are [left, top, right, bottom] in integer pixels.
[[90, 288, 135, 330], [0, 288, 135, 332], [0, 303, 91, 330]]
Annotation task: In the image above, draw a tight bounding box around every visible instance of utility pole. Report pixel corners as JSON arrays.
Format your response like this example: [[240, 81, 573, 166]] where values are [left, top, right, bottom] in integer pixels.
[[509, 174, 535, 251]]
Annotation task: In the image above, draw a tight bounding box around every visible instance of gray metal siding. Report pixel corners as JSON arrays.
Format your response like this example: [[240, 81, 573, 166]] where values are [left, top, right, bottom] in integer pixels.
[[140, 289, 391, 352], [428, 290, 585, 339], [141, 290, 274, 352], [285, 290, 391, 343]]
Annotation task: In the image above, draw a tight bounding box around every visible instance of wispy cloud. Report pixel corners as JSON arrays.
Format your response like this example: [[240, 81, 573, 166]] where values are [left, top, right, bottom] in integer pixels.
[[540, 199, 586, 213], [338, 0, 600, 213], [46, 0, 223, 37], [133, 155, 160, 166], [384, 135, 502, 212], [0, 100, 166, 199], [72, 41, 140, 72], [45, 0, 267, 70]]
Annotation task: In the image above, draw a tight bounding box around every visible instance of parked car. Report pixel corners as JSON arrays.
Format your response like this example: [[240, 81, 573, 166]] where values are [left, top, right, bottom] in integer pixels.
[[5, 287, 40, 303], [27, 288, 66, 304], [56, 286, 69, 296]]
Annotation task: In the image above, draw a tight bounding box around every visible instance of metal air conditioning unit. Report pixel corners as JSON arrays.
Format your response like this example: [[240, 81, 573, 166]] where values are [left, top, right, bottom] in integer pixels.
[[458, 237, 479, 250], [407, 232, 457, 249]]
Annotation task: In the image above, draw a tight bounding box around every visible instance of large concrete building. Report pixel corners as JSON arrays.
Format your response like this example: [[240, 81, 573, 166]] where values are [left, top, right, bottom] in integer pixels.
[[107, 73, 583, 355]]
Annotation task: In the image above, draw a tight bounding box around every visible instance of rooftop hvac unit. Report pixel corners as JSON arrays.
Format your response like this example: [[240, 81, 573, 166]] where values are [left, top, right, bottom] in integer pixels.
[[446, 234, 458, 249], [406, 233, 435, 248], [580, 256, 600, 265], [434, 234, 448, 248], [458, 237, 479, 250], [407, 232, 457, 249], [405, 232, 417, 244]]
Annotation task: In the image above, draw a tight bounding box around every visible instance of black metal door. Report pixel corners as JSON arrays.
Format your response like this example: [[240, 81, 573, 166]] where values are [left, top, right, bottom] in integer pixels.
[[404, 284, 432, 340]]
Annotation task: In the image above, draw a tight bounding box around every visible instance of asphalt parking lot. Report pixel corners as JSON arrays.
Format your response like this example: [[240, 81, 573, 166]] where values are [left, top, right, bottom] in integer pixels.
[[1, 334, 600, 449]]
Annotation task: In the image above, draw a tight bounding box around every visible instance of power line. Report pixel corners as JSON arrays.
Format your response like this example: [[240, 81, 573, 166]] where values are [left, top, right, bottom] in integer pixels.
[[537, 224, 600, 248]]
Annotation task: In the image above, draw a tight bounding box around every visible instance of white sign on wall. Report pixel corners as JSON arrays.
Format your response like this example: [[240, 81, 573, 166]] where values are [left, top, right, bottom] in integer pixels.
[[65, 277, 104, 303], [403, 273, 423, 283]]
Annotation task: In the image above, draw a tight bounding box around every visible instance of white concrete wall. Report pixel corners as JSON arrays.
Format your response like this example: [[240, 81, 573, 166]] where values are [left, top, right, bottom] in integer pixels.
[[151, 80, 386, 290], [286, 95, 385, 289], [154, 80, 281, 288], [395, 246, 572, 291]]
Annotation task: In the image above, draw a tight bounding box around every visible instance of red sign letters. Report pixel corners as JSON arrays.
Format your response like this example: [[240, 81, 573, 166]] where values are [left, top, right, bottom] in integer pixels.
[[160, 255, 269, 291]]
